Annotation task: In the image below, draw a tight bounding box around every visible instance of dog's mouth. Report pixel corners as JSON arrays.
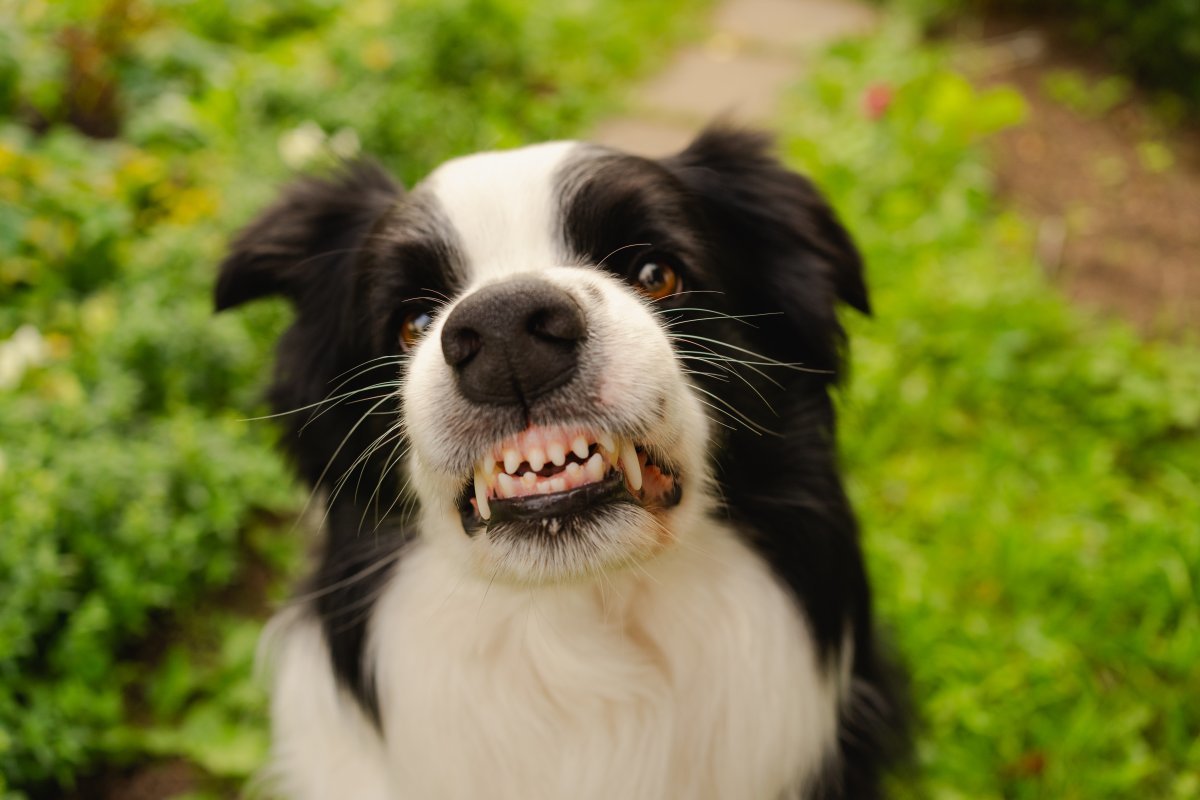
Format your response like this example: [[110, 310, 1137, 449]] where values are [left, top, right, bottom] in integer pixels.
[[457, 425, 682, 530]]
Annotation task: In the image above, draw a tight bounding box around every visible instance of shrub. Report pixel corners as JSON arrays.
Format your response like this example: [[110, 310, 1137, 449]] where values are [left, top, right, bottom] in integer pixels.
[[779, 22, 1200, 798]]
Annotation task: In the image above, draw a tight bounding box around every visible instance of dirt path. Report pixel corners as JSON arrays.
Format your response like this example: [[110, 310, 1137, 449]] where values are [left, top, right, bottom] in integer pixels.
[[591, 0, 878, 155], [958, 24, 1200, 334]]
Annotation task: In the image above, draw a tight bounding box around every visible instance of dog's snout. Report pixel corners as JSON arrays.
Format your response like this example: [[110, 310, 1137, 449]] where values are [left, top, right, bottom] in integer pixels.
[[441, 278, 586, 405]]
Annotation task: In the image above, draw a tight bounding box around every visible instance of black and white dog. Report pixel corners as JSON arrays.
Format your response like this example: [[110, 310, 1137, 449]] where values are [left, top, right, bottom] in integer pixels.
[[216, 127, 905, 799]]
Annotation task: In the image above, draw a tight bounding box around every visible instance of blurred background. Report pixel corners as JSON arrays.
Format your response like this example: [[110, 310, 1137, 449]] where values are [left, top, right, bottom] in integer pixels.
[[0, 0, 1196, 798]]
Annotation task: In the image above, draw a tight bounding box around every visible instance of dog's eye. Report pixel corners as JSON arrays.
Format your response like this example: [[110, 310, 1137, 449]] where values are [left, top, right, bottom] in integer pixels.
[[633, 259, 681, 301], [400, 310, 433, 352]]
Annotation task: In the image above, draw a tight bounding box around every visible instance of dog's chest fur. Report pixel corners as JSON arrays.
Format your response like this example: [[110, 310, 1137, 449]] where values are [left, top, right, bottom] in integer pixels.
[[269, 517, 839, 800]]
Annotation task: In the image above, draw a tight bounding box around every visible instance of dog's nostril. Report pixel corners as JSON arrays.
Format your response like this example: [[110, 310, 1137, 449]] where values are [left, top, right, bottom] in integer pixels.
[[527, 307, 585, 344], [444, 328, 482, 367]]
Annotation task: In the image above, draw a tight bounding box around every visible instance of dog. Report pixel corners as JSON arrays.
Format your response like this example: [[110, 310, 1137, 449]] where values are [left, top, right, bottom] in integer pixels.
[[216, 126, 906, 799]]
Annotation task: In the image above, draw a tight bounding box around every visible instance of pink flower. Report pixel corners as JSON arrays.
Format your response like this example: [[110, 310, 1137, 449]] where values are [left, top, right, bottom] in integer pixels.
[[862, 83, 893, 120]]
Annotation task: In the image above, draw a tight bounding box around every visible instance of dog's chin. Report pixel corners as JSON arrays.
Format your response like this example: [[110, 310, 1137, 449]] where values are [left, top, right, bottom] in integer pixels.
[[444, 426, 685, 583], [467, 502, 676, 584]]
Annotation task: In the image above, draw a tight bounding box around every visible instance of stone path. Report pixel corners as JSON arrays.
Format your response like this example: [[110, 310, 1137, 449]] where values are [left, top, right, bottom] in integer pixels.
[[591, 0, 878, 156]]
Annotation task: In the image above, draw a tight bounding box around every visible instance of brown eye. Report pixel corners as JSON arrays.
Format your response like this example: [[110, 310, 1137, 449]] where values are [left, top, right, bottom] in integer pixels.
[[634, 260, 681, 300], [400, 310, 432, 352]]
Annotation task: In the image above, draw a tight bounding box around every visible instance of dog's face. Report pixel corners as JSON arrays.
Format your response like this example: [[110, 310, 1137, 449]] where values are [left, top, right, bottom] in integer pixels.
[[398, 142, 715, 582], [216, 128, 868, 585]]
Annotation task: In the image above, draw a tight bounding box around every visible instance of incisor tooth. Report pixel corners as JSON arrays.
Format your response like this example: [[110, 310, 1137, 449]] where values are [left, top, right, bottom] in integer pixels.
[[497, 472, 516, 498], [566, 462, 583, 481], [620, 439, 643, 491], [550, 477, 566, 493], [585, 452, 605, 482], [597, 432, 616, 455], [528, 447, 546, 472], [547, 442, 567, 467], [503, 449, 521, 474], [521, 471, 537, 488], [571, 436, 590, 459], [474, 465, 491, 520]]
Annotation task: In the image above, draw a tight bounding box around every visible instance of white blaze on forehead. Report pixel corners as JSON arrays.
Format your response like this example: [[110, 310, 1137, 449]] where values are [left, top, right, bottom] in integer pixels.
[[423, 141, 580, 282]]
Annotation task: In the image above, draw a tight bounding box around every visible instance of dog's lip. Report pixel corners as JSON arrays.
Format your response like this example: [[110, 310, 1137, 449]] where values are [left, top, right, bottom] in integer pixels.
[[482, 471, 632, 524]]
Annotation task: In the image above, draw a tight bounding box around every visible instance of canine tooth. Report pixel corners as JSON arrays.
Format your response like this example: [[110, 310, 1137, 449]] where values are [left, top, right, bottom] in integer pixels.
[[528, 447, 546, 472], [503, 449, 521, 474], [473, 467, 492, 520], [597, 432, 616, 455], [585, 452, 605, 482], [571, 436, 589, 459], [547, 441, 567, 467], [550, 477, 566, 493], [620, 439, 643, 491], [497, 472, 516, 498]]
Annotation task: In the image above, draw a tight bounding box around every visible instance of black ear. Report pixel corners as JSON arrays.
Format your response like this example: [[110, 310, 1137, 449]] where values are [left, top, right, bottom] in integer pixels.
[[662, 126, 868, 370], [215, 160, 400, 312], [215, 160, 402, 497]]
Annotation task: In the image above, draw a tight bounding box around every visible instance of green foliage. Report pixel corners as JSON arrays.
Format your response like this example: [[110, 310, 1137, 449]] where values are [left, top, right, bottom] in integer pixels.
[[0, 0, 705, 794], [1041, 69, 1132, 118], [780, 23, 1200, 798], [898, 0, 1200, 111]]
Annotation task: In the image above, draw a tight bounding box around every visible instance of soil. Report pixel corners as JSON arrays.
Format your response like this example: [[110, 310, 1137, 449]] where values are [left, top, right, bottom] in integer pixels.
[[951, 18, 1200, 334]]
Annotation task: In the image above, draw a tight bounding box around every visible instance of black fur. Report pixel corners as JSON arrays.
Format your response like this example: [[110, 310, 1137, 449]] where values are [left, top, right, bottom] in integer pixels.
[[218, 127, 907, 796], [216, 162, 416, 720]]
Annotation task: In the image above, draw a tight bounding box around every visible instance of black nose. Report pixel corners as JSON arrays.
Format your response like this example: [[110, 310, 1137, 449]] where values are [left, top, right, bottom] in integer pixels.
[[441, 277, 587, 406]]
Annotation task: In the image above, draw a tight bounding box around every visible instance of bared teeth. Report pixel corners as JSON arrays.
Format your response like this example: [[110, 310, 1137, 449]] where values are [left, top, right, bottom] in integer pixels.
[[473, 464, 492, 520], [585, 452, 605, 482], [571, 436, 589, 460], [597, 432, 616, 456], [619, 437, 643, 491], [475, 427, 654, 507]]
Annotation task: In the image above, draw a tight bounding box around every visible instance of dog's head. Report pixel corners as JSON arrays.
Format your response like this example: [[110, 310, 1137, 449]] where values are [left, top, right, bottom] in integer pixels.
[[218, 127, 867, 584]]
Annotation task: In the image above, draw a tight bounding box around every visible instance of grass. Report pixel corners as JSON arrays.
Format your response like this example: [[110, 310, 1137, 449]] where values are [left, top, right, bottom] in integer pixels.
[[777, 21, 1200, 799]]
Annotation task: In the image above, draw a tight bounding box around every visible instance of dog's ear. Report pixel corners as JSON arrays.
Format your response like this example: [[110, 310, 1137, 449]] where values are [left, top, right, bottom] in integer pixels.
[[215, 161, 402, 496], [215, 160, 400, 312], [662, 126, 868, 371]]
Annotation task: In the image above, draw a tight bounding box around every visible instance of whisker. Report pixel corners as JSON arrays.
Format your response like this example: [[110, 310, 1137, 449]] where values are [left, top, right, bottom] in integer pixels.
[[304, 392, 400, 532], [688, 385, 778, 436], [288, 548, 405, 605], [597, 242, 653, 269], [657, 309, 783, 328], [674, 345, 783, 388], [670, 333, 834, 375], [299, 382, 400, 434], [684, 360, 776, 414]]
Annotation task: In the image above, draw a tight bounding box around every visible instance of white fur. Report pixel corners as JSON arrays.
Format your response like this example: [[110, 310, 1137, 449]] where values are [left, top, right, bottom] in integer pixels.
[[267, 521, 838, 800], [261, 142, 844, 798], [424, 141, 576, 281]]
